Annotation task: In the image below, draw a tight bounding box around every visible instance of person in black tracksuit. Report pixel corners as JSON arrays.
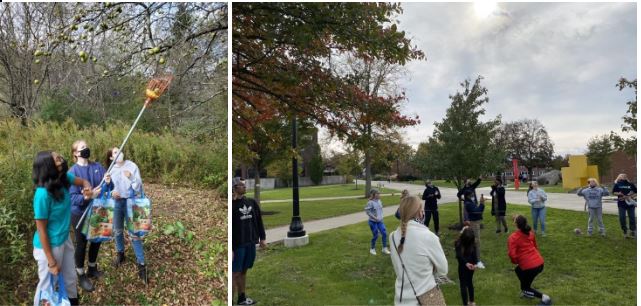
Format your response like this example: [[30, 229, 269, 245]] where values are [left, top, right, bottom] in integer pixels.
[[455, 226, 478, 306], [422, 180, 442, 235], [490, 178, 508, 233], [232, 178, 266, 305], [457, 177, 482, 221]]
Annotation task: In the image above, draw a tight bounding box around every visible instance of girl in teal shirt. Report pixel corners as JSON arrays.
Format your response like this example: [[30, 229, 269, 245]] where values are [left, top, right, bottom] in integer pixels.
[[32, 151, 92, 306]]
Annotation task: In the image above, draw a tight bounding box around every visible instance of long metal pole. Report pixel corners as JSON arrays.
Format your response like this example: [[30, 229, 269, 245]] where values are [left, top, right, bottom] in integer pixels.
[[287, 115, 305, 237], [75, 100, 151, 229]]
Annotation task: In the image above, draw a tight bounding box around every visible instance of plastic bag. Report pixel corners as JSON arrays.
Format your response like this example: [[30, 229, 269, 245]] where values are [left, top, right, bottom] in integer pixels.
[[82, 190, 115, 243], [38, 273, 70, 306], [127, 186, 152, 238]]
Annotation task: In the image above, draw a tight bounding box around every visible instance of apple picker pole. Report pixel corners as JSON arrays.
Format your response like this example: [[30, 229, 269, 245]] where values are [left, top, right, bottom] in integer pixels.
[[76, 76, 173, 229]]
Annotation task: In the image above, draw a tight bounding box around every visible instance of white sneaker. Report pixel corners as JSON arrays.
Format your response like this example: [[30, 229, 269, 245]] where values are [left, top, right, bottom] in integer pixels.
[[476, 261, 485, 269], [541, 294, 552, 304], [369, 248, 377, 255], [382, 247, 391, 255]]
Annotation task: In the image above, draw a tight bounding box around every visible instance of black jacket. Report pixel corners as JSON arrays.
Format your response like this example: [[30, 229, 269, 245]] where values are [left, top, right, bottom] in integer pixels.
[[490, 185, 507, 216], [457, 178, 481, 204], [464, 199, 485, 221], [455, 242, 478, 272], [232, 196, 266, 250], [422, 185, 441, 210]]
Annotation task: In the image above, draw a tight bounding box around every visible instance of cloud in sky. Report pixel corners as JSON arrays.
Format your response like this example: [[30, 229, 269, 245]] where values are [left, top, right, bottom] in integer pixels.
[[392, 2, 637, 156]]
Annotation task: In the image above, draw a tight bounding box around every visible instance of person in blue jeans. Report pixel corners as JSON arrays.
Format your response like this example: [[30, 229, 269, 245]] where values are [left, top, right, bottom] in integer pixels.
[[527, 182, 547, 236], [365, 189, 390, 255], [104, 147, 147, 283], [612, 174, 637, 238]]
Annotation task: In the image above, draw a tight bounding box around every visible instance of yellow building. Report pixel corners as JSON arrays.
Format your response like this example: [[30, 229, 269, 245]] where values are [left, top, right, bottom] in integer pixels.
[[561, 155, 599, 189]]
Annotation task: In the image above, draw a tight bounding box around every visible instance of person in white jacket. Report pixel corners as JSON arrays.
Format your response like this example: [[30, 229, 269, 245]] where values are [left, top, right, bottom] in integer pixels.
[[390, 196, 448, 305], [527, 182, 548, 236]]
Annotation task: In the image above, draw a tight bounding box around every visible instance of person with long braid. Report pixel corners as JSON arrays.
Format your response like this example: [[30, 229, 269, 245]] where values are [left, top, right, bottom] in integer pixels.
[[389, 196, 448, 305]]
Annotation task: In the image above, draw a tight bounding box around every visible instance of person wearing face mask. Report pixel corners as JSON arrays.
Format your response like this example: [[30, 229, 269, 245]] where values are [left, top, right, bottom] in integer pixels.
[[464, 190, 486, 269], [612, 173, 637, 238], [390, 196, 448, 305], [576, 178, 609, 237], [32, 151, 93, 306], [365, 189, 390, 255], [422, 180, 442, 236], [104, 147, 147, 283], [68, 140, 113, 292]]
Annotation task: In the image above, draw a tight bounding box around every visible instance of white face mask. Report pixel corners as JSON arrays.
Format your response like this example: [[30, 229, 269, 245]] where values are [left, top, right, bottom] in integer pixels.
[[115, 152, 124, 162]]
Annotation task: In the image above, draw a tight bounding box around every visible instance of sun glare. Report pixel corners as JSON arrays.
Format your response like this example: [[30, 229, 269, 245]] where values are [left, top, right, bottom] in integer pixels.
[[474, 1, 498, 18]]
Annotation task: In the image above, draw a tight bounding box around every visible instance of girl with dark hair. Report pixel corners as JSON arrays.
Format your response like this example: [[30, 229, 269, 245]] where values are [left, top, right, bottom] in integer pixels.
[[464, 190, 486, 269], [490, 178, 508, 233], [69, 140, 113, 292], [527, 181, 547, 236], [390, 196, 448, 305], [507, 215, 552, 305], [105, 147, 148, 283], [455, 226, 478, 306], [32, 151, 93, 306]]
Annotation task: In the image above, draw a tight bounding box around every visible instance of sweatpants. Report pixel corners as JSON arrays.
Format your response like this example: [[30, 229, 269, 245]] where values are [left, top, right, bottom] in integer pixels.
[[368, 220, 388, 249], [33, 236, 78, 306], [458, 267, 475, 305], [71, 213, 101, 269], [587, 207, 605, 234], [515, 264, 544, 299], [425, 209, 439, 234]]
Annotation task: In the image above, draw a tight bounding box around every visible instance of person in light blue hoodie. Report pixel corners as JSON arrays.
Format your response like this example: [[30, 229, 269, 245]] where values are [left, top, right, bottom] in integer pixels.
[[527, 182, 547, 236], [577, 178, 609, 236], [104, 147, 147, 283], [365, 189, 390, 255]]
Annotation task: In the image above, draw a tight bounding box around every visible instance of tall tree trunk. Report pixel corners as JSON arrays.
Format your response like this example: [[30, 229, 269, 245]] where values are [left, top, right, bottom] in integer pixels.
[[253, 159, 261, 204], [527, 167, 533, 182], [365, 148, 371, 198]]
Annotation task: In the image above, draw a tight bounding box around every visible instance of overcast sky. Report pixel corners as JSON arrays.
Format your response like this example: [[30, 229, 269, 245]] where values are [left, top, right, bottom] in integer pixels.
[[387, 2, 637, 156]]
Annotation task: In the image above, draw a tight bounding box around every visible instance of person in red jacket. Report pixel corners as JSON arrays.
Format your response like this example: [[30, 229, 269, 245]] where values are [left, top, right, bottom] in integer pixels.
[[507, 215, 552, 305]]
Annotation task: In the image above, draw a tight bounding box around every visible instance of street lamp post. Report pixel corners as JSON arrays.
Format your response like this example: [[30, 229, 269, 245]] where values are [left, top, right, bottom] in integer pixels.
[[286, 115, 307, 244]]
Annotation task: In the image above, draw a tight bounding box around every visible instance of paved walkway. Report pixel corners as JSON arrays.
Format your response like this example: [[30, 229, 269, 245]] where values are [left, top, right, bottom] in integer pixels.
[[261, 194, 394, 203], [265, 180, 622, 244]]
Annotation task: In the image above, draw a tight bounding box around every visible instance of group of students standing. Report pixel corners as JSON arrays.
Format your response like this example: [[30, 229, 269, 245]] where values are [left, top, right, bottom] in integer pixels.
[[31, 140, 147, 306], [368, 174, 636, 305]]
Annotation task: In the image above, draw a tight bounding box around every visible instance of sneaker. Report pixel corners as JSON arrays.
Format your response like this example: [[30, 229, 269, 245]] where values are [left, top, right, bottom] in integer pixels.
[[87, 265, 104, 278], [495, 229, 501, 234], [78, 273, 95, 292], [600, 232, 606, 237], [541, 232, 546, 237], [519, 290, 535, 299], [504, 227, 508, 233], [541, 294, 552, 305], [476, 261, 485, 269], [382, 247, 391, 255], [238, 297, 257, 305], [137, 263, 148, 284], [112, 251, 125, 267], [631, 231, 636, 238], [369, 248, 377, 255]]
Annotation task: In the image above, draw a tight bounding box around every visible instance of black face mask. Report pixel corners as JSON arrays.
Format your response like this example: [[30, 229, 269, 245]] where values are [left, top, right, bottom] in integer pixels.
[[79, 148, 91, 159]]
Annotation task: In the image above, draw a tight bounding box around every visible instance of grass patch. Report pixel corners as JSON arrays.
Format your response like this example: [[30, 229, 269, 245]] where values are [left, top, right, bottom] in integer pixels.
[[250, 184, 399, 201], [261, 195, 399, 229], [246, 203, 636, 305]]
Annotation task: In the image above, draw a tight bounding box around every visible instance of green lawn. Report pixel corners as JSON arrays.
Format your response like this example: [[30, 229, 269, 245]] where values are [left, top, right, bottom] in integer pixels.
[[246, 203, 636, 305], [508, 185, 575, 194], [249, 184, 399, 201], [260, 195, 398, 229]]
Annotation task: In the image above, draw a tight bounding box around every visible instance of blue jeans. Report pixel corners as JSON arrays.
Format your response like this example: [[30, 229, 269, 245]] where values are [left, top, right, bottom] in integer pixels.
[[618, 205, 636, 233], [113, 199, 145, 264], [531, 207, 546, 233], [368, 220, 388, 249]]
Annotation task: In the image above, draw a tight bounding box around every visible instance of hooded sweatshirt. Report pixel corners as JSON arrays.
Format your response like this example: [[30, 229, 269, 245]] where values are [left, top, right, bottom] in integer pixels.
[[527, 189, 547, 209], [577, 186, 609, 209], [365, 199, 384, 222], [69, 161, 114, 216], [508, 230, 544, 270]]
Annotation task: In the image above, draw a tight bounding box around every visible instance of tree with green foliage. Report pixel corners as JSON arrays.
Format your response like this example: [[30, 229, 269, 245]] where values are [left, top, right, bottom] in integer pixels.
[[498, 119, 555, 181], [610, 77, 636, 155], [414, 76, 503, 225], [586, 135, 615, 181]]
